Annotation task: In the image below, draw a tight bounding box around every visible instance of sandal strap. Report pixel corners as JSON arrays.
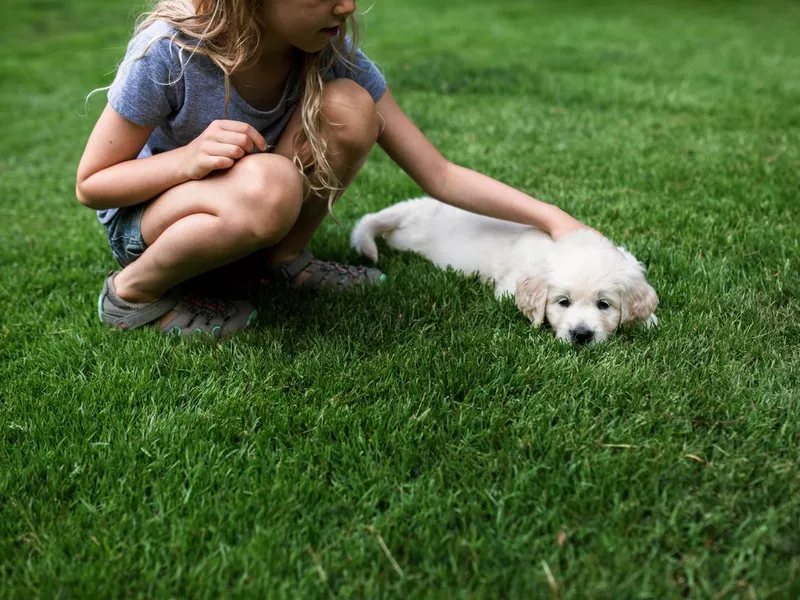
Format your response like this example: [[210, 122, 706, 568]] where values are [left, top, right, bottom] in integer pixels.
[[304, 261, 338, 287], [100, 270, 180, 330], [275, 248, 314, 281]]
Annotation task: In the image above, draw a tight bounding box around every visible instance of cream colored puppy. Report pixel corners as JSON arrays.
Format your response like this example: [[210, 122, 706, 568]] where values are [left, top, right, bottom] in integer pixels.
[[351, 197, 658, 345]]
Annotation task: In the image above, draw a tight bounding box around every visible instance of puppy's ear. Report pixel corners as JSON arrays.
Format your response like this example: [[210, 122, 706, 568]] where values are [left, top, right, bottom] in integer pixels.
[[621, 279, 659, 324], [515, 274, 548, 326]]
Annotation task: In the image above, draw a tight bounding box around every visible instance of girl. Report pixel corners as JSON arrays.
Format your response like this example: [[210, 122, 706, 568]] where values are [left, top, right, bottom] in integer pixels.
[[77, 0, 590, 339]]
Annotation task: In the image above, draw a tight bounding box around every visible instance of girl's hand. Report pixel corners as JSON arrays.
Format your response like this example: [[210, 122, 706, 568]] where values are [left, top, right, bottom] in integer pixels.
[[181, 120, 268, 180], [548, 211, 601, 241]]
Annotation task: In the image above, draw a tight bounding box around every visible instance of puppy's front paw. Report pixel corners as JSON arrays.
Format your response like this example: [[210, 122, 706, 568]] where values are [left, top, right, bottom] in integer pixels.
[[645, 313, 659, 328]]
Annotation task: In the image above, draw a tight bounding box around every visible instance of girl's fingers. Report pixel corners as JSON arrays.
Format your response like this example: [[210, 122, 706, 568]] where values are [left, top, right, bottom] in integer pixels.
[[204, 155, 235, 171], [214, 131, 255, 154], [206, 142, 249, 162], [219, 120, 268, 152]]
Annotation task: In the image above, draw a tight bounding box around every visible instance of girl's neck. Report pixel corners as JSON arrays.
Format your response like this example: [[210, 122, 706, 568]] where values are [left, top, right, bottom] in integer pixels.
[[231, 46, 298, 112], [237, 39, 295, 74]]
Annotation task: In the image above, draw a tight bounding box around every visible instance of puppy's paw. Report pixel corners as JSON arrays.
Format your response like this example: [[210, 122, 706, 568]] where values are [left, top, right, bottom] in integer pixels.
[[645, 313, 659, 328]]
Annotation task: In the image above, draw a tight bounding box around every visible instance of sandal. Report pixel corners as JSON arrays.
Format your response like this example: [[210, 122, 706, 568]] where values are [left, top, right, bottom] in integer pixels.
[[98, 270, 258, 339], [264, 248, 386, 291], [157, 291, 259, 338]]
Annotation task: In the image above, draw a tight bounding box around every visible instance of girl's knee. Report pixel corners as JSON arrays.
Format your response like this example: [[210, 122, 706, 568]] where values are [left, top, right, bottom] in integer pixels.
[[322, 79, 380, 152], [236, 154, 302, 197], [230, 154, 303, 241]]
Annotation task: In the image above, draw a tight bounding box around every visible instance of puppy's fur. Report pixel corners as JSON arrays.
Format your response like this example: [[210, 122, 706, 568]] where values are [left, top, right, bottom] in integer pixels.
[[351, 197, 658, 344]]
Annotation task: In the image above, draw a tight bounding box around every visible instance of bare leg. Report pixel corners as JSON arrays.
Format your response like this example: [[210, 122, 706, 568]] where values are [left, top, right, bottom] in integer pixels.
[[112, 154, 303, 303], [111, 78, 378, 306], [259, 78, 380, 270]]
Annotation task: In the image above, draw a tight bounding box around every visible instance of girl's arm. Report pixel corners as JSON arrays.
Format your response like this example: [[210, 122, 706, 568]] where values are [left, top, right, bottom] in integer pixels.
[[76, 105, 192, 210], [76, 105, 267, 210], [375, 89, 590, 240]]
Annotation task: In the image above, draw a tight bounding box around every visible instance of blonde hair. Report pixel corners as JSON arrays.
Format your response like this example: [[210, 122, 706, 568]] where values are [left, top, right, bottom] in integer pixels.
[[97, 0, 360, 211]]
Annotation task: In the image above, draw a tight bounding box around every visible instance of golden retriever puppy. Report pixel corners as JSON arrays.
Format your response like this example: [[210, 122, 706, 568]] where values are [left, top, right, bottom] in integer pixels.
[[351, 197, 658, 344]]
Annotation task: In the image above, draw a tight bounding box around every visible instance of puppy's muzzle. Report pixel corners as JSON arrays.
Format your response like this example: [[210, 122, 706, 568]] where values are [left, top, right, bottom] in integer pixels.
[[570, 325, 595, 346]]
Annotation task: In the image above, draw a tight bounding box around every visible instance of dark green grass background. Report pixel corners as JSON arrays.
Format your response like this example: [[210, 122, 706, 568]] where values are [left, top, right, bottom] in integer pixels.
[[1, 0, 799, 597]]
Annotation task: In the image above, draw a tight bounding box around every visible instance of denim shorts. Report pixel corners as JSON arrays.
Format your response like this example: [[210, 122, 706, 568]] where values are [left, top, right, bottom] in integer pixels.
[[102, 202, 151, 268]]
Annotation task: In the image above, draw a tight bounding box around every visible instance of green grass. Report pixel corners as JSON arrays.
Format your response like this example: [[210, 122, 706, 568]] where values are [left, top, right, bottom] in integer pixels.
[[1, 0, 799, 597]]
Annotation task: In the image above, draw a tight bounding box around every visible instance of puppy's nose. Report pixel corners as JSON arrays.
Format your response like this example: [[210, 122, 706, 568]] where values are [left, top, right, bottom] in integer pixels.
[[570, 325, 595, 346]]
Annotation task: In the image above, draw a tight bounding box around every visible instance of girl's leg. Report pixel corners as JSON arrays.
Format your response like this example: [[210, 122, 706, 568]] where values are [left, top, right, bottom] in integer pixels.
[[113, 77, 379, 306], [260, 78, 380, 269], [112, 153, 304, 304]]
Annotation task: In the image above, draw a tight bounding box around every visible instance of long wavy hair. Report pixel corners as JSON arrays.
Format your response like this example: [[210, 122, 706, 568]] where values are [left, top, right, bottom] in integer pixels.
[[94, 0, 360, 211]]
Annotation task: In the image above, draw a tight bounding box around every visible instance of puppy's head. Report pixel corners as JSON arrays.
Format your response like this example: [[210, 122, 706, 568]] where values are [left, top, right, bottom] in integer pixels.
[[515, 230, 658, 345]]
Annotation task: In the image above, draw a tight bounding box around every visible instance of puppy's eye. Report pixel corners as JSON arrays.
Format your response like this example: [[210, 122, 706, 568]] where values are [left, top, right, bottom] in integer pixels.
[[597, 300, 610, 310], [558, 298, 571, 308]]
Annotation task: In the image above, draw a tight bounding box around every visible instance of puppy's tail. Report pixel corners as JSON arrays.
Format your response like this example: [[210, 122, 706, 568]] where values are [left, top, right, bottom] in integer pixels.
[[350, 203, 411, 263]]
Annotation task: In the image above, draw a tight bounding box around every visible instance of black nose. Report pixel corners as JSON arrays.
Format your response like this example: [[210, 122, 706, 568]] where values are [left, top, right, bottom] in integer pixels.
[[570, 325, 594, 346]]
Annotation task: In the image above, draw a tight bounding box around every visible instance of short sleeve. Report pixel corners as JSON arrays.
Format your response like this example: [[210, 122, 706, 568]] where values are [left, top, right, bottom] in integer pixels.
[[108, 22, 185, 126], [326, 39, 387, 103]]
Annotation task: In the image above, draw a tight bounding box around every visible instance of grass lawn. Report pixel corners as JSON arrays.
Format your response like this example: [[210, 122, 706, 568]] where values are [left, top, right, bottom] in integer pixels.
[[2, 0, 799, 597]]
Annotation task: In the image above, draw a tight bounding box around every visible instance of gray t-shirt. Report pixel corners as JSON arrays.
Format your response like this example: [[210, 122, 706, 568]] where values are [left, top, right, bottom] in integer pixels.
[[98, 20, 387, 225]]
